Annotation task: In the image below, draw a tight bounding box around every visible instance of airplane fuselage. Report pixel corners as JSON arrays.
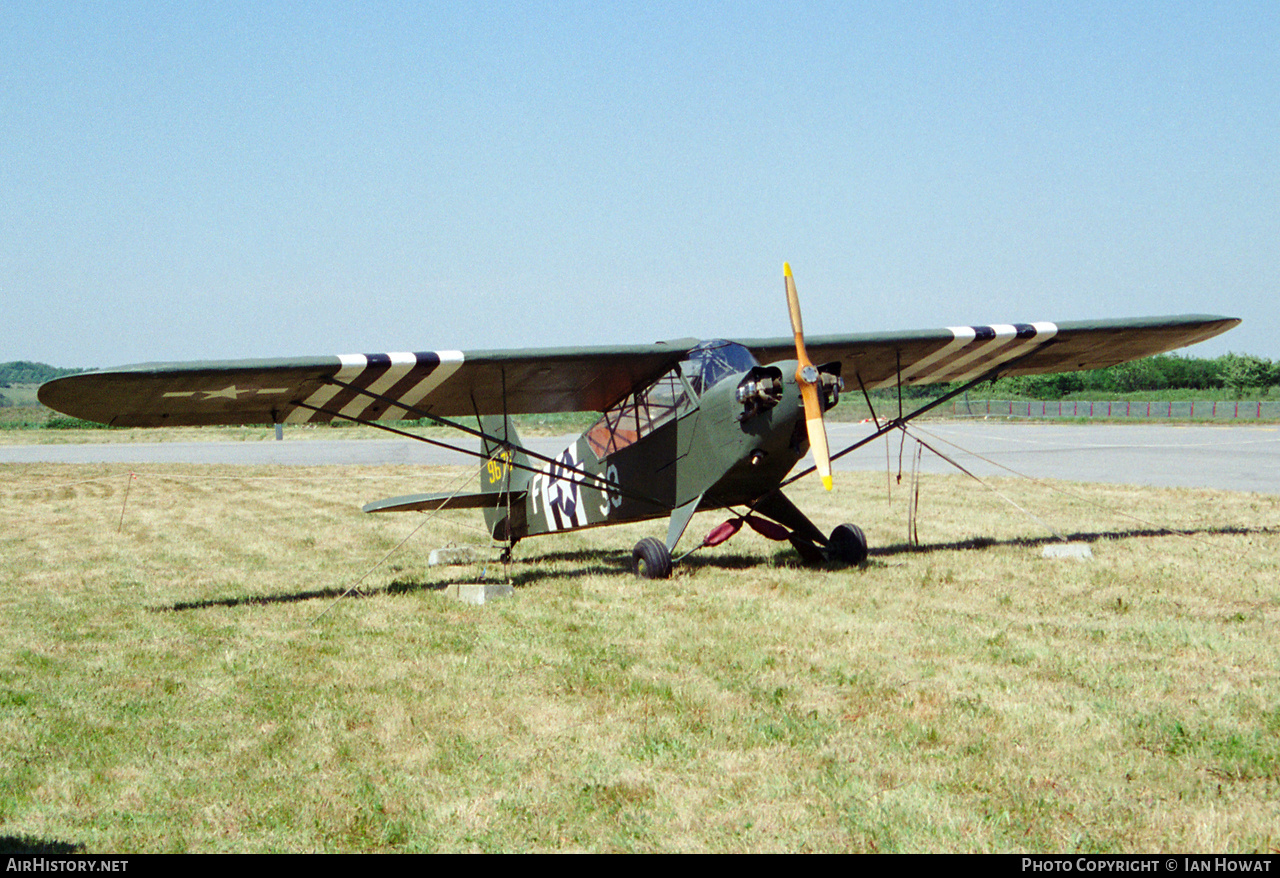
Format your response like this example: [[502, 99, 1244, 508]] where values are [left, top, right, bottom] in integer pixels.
[[495, 346, 815, 546]]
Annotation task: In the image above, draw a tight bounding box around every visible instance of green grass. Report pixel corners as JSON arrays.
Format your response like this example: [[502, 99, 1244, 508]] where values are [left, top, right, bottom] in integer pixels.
[[2, 461, 1279, 851]]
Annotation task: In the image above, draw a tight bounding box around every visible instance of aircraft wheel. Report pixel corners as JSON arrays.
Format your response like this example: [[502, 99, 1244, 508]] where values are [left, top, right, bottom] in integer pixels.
[[632, 537, 673, 579], [828, 523, 868, 566]]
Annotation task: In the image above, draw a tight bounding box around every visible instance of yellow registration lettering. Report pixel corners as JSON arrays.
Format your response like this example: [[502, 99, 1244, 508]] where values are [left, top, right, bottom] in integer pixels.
[[486, 451, 511, 484]]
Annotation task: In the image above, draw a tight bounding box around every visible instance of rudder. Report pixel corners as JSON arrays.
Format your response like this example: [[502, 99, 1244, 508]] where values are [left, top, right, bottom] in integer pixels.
[[478, 414, 531, 541]]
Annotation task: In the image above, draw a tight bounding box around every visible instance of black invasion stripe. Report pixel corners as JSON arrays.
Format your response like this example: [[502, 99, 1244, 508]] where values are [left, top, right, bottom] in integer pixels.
[[923, 325, 1021, 384], [376, 352, 444, 414], [942, 322, 1058, 384], [341, 353, 443, 421], [319, 353, 393, 420], [913, 326, 985, 380], [366, 352, 450, 420]]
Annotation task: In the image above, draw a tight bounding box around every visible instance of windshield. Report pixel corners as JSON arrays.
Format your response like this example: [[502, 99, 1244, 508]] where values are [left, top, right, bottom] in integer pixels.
[[679, 340, 760, 395]]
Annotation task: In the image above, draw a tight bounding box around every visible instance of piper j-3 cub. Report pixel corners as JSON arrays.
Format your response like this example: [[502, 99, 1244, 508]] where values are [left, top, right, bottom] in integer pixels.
[[39, 266, 1238, 578]]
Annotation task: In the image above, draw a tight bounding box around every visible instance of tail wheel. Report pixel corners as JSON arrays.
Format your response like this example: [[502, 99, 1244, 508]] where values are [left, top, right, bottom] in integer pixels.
[[632, 537, 673, 579], [828, 523, 868, 566]]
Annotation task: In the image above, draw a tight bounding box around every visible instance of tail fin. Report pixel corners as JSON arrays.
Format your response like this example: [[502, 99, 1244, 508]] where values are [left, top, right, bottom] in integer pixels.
[[478, 414, 531, 541]]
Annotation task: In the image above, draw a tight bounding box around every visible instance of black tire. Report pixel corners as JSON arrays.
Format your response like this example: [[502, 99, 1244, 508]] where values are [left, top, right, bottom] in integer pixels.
[[631, 537, 673, 579], [827, 523, 868, 566]]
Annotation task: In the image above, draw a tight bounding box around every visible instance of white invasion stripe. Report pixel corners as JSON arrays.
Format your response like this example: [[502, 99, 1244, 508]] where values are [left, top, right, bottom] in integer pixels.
[[382, 350, 465, 419], [285, 354, 368, 423], [340, 351, 418, 419], [946, 322, 1058, 384], [867, 326, 976, 390], [921, 325, 1019, 384]]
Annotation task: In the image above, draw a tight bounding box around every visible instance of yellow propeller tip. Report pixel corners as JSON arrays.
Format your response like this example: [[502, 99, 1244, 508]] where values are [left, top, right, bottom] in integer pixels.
[[783, 262, 792, 277], [821, 476, 833, 492]]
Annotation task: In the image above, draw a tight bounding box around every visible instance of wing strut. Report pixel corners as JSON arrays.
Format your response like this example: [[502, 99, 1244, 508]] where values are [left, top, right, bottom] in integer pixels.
[[287, 398, 667, 510], [314, 376, 648, 500], [780, 344, 1049, 489], [499, 367, 514, 565]]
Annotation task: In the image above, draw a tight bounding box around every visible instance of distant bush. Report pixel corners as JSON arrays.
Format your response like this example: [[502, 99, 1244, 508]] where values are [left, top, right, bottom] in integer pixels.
[[43, 416, 111, 430], [0, 361, 86, 385]]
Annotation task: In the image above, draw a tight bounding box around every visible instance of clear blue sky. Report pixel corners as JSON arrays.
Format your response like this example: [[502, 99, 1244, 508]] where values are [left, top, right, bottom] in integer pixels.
[[3, 2, 1276, 368]]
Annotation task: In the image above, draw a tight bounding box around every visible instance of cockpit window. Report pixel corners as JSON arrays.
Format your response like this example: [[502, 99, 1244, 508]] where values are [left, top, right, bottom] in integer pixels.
[[679, 340, 760, 396], [585, 370, 693, 461], [584, 341, 758, 462]]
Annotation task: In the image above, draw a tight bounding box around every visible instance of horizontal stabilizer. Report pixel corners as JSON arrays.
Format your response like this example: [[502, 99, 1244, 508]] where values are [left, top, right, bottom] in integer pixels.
[[362, 490, 527, 514]]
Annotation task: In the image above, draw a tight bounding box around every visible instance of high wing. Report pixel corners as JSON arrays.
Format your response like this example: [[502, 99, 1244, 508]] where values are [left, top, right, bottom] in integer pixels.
[[740, 314, 1240, 390], [38, 315, 1238, 428], [37, 341, 698, 427]]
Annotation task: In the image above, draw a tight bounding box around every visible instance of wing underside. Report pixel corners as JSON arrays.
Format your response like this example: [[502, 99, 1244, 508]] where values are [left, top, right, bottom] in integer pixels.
[[742, 314, 1240, 390], [38, 315, 1238, 428], [38, 343, 695, 428]]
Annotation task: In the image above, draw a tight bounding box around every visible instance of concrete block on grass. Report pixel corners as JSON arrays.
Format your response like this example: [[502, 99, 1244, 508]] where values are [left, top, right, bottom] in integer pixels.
[[429, 546, 477, 566], [445, 583, 514, 605], [1042, 543, 1093, 560]]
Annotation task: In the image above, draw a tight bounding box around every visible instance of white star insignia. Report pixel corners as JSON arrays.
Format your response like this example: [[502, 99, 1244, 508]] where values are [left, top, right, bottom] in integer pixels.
[[201, 385, 253, 400], [162, 386, 291, 402]]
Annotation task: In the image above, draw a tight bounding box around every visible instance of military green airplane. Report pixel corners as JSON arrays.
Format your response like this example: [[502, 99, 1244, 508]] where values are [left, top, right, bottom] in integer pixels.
[[39, 266, 1238, 577]]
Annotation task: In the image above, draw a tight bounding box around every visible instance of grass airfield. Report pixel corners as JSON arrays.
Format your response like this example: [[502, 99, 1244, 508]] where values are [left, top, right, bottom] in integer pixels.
[[2, 459, 1278, 853]]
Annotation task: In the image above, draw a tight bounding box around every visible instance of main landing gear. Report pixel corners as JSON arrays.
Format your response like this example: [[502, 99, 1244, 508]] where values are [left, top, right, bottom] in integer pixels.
[[631, 537, 673, 580], [630, 521, 867, 578], [787, 523, 867, 567], [826, 523, 868, 566]]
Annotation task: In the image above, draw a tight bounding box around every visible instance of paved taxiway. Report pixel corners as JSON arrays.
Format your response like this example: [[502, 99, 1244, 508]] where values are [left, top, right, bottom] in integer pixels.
[[3, 422, 1277, 495]]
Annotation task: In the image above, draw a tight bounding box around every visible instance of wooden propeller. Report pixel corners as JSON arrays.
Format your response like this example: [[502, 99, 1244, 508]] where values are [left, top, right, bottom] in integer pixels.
[[784, 263, 833, 491]]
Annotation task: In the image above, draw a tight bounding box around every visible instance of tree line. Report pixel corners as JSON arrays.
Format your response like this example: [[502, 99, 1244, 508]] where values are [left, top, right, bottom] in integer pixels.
[[986, 353, 1278, 399], [0, 361, 83, 386]]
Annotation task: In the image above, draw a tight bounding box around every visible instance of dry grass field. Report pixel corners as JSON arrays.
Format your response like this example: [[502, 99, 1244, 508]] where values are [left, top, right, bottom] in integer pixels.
[[2, 459, 1278, 852]]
